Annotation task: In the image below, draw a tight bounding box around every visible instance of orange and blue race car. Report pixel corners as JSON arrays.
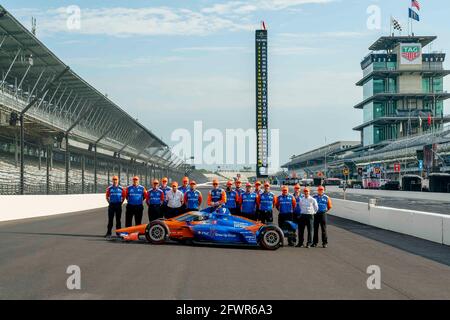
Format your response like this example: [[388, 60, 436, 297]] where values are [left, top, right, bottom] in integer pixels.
[[115, 207, 285, 250]]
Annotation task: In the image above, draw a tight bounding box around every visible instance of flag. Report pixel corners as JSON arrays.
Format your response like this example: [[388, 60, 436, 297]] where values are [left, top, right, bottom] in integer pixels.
[[409, 8, 420, 21], [392, 17, 402, 31], [427, 113, 432, 126], [411, 0, 421, 11], [261, 21, 266, 30]]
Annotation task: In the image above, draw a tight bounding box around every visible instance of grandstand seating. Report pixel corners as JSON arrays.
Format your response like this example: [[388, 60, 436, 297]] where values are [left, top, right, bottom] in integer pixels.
[[0, 150, 207, 194]]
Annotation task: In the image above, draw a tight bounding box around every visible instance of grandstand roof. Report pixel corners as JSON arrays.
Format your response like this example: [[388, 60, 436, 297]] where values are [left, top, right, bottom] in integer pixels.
[[0, 5, 177, 166]]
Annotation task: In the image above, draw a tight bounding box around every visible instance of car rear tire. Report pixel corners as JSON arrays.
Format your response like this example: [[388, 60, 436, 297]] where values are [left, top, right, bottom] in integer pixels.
[[258, 226, 283, 250], [145, 221, 168, 244]]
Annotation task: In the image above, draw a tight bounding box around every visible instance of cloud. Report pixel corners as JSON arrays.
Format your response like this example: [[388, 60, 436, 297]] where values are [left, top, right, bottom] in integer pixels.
[[12, 0, 337, 38], [277, 31, 368, 39], [66, 55, 187, 69], [271, 46, 319, 55], [18, 6, 255, 37], [172, 46, 250, 53], [201, 0, 335, 15]]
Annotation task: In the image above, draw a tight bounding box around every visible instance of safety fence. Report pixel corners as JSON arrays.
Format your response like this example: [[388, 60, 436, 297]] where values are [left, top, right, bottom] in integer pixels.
[[0, 134, 205, 195]]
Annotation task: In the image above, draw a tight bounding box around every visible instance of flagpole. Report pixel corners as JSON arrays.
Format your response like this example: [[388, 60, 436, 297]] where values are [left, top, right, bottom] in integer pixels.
[[390, 16, 393, 36], [408, 5, 412, 36]]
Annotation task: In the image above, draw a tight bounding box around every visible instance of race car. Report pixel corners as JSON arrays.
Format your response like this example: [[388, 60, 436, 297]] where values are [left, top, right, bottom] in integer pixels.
[[114, 207, 285, 250]]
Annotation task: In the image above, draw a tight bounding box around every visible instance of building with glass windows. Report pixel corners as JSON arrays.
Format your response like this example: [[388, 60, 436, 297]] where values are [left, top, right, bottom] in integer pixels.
[[353, 36, 450, 147]]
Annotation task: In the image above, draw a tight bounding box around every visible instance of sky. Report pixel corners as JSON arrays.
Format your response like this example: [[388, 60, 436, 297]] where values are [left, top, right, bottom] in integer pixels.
[[3, 0, 450, 169]]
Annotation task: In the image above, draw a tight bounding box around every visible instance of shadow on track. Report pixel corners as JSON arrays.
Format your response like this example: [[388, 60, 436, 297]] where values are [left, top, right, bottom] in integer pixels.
[[0, 231, 104, 239], [98, 237, 264, 251]]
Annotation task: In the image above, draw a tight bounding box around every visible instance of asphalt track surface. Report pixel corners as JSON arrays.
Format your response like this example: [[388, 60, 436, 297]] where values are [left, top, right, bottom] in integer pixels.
[[1, 187, 450, 300], [325, 191, 450, 215]]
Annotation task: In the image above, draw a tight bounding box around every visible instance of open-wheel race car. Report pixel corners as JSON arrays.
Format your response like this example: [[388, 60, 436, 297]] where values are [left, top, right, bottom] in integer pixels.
[[115, 207, 285, 250]]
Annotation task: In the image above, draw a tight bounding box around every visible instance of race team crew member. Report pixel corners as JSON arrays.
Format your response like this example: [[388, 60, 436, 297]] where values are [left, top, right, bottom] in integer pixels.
[[178, 176, 189, 213], [146, 179, 164, 221], [254, 181, 263, 195], [224, 180, 239, 215], [165, 182, 184, 218], [159, 177, 171, 218], [313, 185, 332, 248], [184, 180, 203, 211], [293, 184, 303, 218], [240, 182, 257, 220], [125, 176, 146, 227], [234, 180, 244, 215], [256, 182, 275, 224], [254, 181, 263, 222], [207, 179, 227, 207], [297, 187, 318, 248], [275, 186, 297, 232], [105, 176, 126, 237]]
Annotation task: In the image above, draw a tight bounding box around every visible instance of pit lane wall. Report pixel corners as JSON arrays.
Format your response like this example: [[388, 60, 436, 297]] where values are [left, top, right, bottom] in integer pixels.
[[0, 194, 106, 222], [330, 199, 450, 246]]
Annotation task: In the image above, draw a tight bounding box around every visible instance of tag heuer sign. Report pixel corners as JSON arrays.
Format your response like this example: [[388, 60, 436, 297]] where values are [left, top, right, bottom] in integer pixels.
[[400, 43, 422, 65]]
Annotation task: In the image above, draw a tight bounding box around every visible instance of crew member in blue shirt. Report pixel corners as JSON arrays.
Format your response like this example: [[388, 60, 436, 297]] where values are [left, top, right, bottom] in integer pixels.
[[313, 185, 332, 248], [234, 180, 244, 215], [256, 181, 276, 224], [160, 177, 171, 218], [293, 184, 303, 218], [125, 176, 146, 227], [105, 176, 126, 237], [184, 180, 203, 211], [146, 179, 164, 221], [178, 176, 189, 213], [275, 186, 297, 230], [224, 180, 239, 215], [240, 182, 257, 220]]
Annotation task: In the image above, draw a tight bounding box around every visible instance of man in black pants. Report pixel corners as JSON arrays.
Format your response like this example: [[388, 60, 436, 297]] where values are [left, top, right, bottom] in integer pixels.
[[125, 176, 146, 227], [313, 185, 332, 248], [296, 188, 318, 248], [146, 179, 164, 221], [105, 176, 126, 237]]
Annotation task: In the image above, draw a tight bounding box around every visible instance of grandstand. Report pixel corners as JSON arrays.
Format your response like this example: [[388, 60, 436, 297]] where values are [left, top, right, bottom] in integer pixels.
[[0, 6, 206, 194], [217, 170, 255, 182]]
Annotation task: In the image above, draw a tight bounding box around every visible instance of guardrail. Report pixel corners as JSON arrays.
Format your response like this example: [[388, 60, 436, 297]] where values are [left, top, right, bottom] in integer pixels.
[[330, 198, 450, 246], [0, 194, 107, 222]]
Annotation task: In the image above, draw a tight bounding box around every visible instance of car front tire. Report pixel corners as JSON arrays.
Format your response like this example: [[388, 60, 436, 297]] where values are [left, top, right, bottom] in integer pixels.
[[145, 221, 168, 244], [258, 226, 284, 250]]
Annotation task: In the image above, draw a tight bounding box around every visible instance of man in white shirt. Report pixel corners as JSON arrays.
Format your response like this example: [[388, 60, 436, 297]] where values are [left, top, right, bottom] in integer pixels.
[[165, 181, 184, 218], [297, 187, 318, 248]]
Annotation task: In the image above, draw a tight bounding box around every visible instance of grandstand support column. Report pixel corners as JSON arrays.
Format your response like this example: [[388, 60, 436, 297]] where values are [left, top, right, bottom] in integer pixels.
[[118, 161, 121, 184], [14, 132, 18, 167], [46, 146, 50, 195], [81, 155, 85, 194], [65, 133, 70, 194], [19, 114, 24, 194], [38, 145, 41, 170], [145, 163, 148, 187], [94, 144, 97, 192]]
